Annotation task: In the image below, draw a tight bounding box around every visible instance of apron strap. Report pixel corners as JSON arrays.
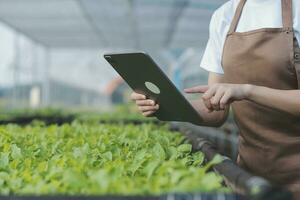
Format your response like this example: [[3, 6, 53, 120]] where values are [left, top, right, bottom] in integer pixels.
[[281, 0, 293, 30], [228, 0, 293, 34], [228, 0, 247, 35]]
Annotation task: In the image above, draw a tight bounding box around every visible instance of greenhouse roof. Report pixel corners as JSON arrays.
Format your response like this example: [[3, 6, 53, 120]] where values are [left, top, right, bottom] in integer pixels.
[[0, 0, 225, 49]]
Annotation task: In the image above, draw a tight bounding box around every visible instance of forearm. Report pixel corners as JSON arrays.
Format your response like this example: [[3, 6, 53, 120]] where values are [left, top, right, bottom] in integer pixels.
[[246, 85, 300, 116], [191, 100, 228, 127]]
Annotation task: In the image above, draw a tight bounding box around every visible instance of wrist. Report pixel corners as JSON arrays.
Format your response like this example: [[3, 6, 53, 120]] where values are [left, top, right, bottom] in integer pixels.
[[243, 84, 254, 99]]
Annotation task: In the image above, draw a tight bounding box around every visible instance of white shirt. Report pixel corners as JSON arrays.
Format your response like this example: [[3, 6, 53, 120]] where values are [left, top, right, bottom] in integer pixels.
[[200, 0, 300, 74]]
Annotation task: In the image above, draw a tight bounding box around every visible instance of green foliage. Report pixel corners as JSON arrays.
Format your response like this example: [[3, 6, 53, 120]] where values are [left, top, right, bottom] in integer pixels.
[[74, 104, 160, 124], [0, 123, 227, 195], [0, 106, 158, 124], [0, 108, 70, 121]]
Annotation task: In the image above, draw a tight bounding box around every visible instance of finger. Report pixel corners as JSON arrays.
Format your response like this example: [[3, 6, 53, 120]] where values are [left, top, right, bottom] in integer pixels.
[[202, 86, 217, 100], [210, 89, 225, 111], [203, 99, 213, 113], [142, 110, 156, 117], [220, 91, 232, 109], [139, 105, 159, 112], [131, 92, 146, 100], [136, 99, 155, 106], [184, 85, 209, 93]]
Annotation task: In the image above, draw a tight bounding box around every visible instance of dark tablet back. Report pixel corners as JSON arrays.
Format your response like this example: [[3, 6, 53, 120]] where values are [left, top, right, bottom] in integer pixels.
[[104, 52, 202, 124]]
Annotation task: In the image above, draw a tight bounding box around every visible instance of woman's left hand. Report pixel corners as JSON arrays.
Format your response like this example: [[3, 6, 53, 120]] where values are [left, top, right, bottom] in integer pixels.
[[184, 84, 252, 112]]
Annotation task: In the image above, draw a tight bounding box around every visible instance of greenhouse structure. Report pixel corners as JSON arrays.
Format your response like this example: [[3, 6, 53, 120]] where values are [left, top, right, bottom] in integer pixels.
[[0, 0, 297, 200]]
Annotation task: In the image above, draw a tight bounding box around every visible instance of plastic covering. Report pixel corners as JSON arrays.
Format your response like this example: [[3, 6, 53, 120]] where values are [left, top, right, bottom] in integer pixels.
[[0, 0, 226, 108]]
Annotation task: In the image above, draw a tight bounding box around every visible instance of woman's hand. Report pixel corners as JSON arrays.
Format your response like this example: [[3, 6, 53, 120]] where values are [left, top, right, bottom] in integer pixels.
[[131, 92, 159, 117], [184, 84, 252, 112]]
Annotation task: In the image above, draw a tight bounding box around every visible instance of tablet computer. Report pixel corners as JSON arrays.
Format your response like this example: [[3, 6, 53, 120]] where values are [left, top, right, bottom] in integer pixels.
[[104, 52, 202, 124]]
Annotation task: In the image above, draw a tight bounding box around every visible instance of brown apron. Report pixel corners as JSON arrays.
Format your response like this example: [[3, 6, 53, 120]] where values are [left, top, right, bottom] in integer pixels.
[[222, 0, 300, 198]]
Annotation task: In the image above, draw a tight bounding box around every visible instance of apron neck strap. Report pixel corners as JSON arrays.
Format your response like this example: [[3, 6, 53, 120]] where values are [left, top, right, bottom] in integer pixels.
[[282, 0, 293, 29], [228, 0, 247, 34], [228, 0, 293, 35]]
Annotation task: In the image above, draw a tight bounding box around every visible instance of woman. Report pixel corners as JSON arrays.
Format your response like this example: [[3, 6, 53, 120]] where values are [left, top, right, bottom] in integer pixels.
[[131, 0, 300, 198]]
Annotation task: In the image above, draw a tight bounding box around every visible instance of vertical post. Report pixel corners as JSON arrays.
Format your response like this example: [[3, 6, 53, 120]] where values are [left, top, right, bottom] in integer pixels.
[[12, 33, 21, 107], [42, 48, 50, 106], [29, 43, 41, 108], [31, 43, 38, 85]]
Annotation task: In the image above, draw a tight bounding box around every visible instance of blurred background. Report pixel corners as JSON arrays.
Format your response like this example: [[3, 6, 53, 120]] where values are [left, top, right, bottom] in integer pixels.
[[0, 0, 226, 110]]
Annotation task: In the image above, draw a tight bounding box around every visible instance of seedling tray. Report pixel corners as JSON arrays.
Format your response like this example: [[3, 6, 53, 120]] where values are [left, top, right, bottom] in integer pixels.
[[0, 194, 248, 200], [0, 115, 292, 200]]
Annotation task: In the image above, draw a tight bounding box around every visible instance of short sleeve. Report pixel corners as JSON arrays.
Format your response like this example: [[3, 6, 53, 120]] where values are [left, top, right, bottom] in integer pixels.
[[200, 10, 225, 74]]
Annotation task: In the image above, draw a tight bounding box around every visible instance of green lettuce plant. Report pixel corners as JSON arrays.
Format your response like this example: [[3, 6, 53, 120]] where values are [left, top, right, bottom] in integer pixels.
[[0, 122, 226, 195]]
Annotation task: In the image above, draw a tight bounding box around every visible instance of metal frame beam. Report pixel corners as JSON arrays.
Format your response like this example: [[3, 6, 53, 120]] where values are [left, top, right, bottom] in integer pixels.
[[0, 18, 48, 48], [0, 0, 225, 49], [75, 0, 109, 46], [164, 0, 189, 48], [127, 0, 140, 49]]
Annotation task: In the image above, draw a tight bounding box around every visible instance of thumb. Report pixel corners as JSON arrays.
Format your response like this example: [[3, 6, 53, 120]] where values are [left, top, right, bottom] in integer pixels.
[[184, 85, 209, 93]]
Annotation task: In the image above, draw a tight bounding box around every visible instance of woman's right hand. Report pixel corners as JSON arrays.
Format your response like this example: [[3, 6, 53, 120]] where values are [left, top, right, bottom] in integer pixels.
[[131, 92, 159, 117]]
